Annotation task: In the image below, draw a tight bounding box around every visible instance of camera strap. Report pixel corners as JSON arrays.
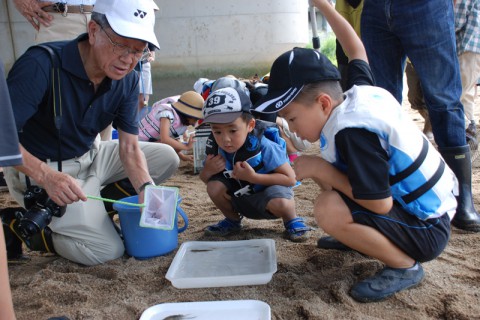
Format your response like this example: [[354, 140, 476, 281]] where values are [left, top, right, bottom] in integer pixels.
[[35, 44, 63, 173]]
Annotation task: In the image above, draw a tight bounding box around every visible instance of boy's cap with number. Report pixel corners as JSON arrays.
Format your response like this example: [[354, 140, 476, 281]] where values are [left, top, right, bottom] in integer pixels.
[[254, 47, 341, 113], [202, 87, 252, 124]]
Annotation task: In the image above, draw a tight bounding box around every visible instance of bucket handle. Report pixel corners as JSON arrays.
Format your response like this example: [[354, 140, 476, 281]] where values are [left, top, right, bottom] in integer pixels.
[[176, 197, 188, 233]]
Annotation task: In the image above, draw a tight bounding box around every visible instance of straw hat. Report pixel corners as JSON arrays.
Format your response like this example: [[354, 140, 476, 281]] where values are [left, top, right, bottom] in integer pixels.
[[171, 91, 204, 119]]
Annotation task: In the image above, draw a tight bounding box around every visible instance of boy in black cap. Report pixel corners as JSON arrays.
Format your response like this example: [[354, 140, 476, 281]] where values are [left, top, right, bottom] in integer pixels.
[[254, 0, 457, 302], [199, 87, 311, 242]]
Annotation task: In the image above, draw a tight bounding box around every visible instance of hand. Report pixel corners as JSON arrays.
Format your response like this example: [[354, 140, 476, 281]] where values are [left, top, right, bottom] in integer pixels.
[[203, 154, 225, 175], [231, 161, 255, 182], [178, 152, 194, 162], [13, 0, 53, 31], [293, 155, 323, 181], [42, 170, 86, 206], [147, 51, 155, 62], [186, 133, 196, 149]]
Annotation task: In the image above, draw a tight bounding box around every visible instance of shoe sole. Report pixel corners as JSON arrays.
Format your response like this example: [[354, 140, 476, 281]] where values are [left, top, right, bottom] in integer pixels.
[[350, 280, 422, 303], [452, 221, 480, 233], [204, 229, 242, 237], [286, 231, 310, 243]]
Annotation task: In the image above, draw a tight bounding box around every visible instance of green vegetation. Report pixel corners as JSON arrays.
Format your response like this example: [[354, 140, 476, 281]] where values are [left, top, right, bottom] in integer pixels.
[[306, 34, 337, 66]]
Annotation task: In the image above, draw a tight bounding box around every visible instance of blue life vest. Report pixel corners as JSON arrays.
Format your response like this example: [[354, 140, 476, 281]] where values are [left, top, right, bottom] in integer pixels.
[[205, 120, 286, 195], [321, 85, 457, 220]]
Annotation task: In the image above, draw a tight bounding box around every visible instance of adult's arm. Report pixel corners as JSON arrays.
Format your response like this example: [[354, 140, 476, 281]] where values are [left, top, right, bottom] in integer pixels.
[[13, 145, 86, 206], [117, 129, 153, 203], [13, 0, 53, 31]]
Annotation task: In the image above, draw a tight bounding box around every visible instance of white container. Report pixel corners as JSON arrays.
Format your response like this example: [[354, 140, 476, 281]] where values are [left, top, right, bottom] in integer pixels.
[[193, 124, 212, 174], [166, 239, 277, 289], [140, 300, 271, 320]]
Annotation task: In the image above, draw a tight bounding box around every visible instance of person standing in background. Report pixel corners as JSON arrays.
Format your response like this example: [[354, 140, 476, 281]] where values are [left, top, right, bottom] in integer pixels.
[[361, 0, 480, 232], [13, 0, 95, 44], [0, 59, 22, 320], [455, 0, 480, 143], [334, 0, 363, 91]]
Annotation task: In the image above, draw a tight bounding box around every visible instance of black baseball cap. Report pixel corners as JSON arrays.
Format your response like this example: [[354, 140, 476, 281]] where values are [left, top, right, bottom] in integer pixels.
[[254, 47, 341, 113]]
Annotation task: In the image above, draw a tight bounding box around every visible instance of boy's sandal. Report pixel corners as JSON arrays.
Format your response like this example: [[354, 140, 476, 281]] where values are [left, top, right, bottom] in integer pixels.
[[284, 217, 311, 242], [204, 218, 242, 237]]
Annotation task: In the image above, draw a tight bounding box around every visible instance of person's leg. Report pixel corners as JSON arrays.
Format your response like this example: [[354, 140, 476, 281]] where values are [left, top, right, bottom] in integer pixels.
[[53, 141, 179, 265], [315, 191, 415, 267], [391, 0, 479, 230], [315, 190, 448, 302], [266, 195, 311, 242], [3, 151, 125, 265], [206, 180, 240, 222], [361, 0, 406, 102], [405, 59, 432, 137], [459, 52, 480, 140], [204, 176, 243, 237], [4, 141, 180, 265], [398, 0, 464, 148]]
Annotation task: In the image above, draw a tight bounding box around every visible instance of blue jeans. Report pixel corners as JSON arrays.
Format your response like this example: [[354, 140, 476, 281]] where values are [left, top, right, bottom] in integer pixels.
[[361, 0, 466, 148]]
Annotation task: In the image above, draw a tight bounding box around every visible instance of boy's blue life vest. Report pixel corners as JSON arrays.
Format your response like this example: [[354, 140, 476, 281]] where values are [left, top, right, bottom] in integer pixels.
[[321, 85, 457, 220], [205, 120, 287, 196]]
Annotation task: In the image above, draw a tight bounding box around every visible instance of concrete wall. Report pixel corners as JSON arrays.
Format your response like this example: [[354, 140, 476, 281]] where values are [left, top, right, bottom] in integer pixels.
[[1, 0, 309, 73]]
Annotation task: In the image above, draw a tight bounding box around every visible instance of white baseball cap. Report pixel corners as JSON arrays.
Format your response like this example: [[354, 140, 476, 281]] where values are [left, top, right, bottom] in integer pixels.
[[94, 0, 160, 49]]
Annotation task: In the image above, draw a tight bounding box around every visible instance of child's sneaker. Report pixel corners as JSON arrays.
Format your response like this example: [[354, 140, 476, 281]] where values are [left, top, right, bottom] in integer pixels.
[[350, 262, 424, 302], [204, 218, 242, 237], [284, 217, 311, 242]]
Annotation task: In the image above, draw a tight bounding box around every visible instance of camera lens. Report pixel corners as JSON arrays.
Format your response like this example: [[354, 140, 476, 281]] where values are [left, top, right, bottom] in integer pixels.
[[17, 207, 52, 239]]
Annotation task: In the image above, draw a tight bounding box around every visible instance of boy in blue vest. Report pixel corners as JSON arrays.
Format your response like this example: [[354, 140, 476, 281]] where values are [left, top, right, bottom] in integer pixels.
[[254, 0, 457, 302], [199, 87, 311, 242]]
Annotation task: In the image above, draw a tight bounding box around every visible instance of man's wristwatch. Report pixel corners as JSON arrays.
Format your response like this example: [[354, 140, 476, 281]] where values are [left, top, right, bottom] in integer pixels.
[[137, 181, 154, 193]]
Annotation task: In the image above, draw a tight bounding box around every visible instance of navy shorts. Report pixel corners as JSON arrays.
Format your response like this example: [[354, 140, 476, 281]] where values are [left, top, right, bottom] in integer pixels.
[[209, 173, 293, 220], [339, 192, 451, 263]]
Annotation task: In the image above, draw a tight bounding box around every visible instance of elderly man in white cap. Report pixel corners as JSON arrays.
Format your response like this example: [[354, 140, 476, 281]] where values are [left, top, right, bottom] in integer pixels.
[[3, 0, 179, 266]]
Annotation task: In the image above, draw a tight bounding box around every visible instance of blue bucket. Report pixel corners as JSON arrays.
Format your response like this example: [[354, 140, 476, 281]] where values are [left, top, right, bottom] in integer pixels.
[[113, 195, 188, 260]]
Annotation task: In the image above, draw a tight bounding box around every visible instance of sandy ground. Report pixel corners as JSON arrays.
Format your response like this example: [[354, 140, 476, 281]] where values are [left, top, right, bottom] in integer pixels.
[[1, 83, 480, 320]]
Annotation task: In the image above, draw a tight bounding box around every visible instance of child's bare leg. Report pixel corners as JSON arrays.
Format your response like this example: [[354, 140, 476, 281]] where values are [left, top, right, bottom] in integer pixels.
[[266, 197, 297, 223], [314, 190, 415, 269], [267, 197, 310, 242], [206, 180, 241, 221]]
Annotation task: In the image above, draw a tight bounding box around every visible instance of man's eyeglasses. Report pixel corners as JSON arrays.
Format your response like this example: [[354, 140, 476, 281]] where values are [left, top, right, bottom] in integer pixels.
[[100, 26, 150, 61]]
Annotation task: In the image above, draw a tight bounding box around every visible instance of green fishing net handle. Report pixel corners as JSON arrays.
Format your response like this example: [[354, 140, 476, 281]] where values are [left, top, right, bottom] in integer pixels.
[[86, 195, 146, 208]]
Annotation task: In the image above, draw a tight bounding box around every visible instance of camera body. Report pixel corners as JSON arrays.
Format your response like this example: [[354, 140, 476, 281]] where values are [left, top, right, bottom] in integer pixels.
[[15, 186, 66, 239]]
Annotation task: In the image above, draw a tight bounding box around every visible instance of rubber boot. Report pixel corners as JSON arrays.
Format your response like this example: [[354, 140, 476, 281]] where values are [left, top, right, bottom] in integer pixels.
[[439, 145, 480, 232]]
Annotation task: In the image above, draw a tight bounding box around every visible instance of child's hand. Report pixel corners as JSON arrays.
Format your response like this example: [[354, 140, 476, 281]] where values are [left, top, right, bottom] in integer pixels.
[[203, 154, 226, 175], [293, 155, 323, 181], [186, 133, 196, 149], [232, 161, 255, 181], [178, 152, 193, 162]]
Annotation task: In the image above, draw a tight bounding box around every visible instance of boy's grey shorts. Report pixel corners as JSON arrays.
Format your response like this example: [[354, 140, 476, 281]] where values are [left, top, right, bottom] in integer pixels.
[[209, 173, 293, 220]]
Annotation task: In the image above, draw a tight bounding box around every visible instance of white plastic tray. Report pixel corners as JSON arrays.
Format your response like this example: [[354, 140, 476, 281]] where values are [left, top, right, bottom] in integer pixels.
[[165, 239, 277, 288], [140, 300, 271, 320]]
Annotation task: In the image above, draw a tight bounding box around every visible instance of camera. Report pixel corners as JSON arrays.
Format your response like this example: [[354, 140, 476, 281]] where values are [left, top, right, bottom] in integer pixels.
[[15, 186, 66, 239]]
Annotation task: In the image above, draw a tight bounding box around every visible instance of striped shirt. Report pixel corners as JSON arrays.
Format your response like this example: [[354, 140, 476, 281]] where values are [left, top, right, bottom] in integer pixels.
[[455, 0, 480, 54]]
